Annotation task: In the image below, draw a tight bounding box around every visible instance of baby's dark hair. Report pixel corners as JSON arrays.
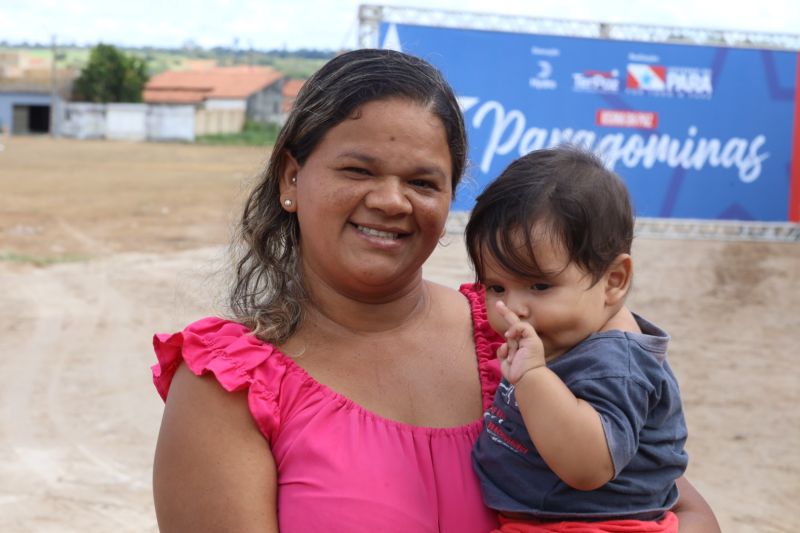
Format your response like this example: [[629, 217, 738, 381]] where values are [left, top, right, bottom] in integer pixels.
[[465, 146, 634, 285]]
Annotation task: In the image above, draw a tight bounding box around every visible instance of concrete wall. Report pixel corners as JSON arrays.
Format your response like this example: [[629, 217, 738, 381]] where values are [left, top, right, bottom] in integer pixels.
[[62, 103, 196, 142], [147, 105, 195, 141], [106, 103, 147, 141], [61, 103, 105, 139]]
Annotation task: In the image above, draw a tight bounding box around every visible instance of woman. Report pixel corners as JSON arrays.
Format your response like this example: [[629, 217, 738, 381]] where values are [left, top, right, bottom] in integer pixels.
[[151, 49, 719, 533]]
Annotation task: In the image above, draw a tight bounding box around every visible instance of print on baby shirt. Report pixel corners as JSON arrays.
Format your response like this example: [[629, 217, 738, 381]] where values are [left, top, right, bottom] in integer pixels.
[[483, 381, 529, 456]]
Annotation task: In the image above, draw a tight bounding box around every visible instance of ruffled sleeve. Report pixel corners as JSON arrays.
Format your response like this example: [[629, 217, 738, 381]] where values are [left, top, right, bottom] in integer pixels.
[[459, 283, 503, 410], [152, 317, 287, 443]]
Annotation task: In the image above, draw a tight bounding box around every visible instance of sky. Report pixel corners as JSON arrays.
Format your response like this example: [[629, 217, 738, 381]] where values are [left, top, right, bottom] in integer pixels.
[[1, 0, 798, 51]]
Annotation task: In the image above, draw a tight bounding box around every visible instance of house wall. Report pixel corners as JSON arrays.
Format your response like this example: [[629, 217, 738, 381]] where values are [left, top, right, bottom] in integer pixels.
[[246, 81, 284, 125], [205, 98, 246, 111], [195, 108, 245, 136], [0, 92, 52, 133]]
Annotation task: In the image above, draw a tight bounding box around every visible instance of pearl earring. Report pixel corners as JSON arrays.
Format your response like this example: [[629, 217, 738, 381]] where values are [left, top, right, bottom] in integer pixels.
[[283, 199, 293, 207]]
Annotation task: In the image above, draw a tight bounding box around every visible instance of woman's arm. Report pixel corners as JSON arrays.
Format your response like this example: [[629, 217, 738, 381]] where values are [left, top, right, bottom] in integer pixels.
[[672, 476, 720, 533], [153, 364, 279, 533]]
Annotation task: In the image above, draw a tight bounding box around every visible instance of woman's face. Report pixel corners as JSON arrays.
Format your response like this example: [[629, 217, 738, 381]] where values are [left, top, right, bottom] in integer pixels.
[[283, 98, 453, 299]]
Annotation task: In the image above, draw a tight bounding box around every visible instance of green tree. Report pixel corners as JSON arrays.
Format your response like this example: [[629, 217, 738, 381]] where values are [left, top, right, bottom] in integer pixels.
[[72, 44, 149, 103]]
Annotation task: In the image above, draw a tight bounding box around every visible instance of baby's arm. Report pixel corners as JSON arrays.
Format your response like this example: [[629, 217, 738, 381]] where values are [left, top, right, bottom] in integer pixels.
[[495, 301, 614, 491]]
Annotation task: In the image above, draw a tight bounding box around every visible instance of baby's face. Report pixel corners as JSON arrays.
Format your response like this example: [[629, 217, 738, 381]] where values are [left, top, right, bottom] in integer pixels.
[[481, 237, 611, 360]]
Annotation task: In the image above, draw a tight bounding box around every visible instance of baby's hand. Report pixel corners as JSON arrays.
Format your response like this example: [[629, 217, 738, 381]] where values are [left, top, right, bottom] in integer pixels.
[[495, 301, 546, 384]]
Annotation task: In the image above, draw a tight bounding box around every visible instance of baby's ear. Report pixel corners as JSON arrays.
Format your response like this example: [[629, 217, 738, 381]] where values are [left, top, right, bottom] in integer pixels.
[[604, 253, 633, 306]]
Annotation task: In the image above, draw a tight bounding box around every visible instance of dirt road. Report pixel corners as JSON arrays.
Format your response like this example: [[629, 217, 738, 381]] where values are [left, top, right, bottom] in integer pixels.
[[1, 137, 798, 532]]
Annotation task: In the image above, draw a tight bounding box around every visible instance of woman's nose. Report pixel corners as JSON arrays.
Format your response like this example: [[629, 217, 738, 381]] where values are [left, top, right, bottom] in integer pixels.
[[364, 178, 412, 215]]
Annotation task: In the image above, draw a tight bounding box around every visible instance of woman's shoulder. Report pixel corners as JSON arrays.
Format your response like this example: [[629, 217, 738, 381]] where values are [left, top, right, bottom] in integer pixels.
[[424, 281, 499, 344], [425, 282, 493, 338], [152, 316, 292, 442], [457, 281, 485, 310], [424, 280, 484, 311], [438, 282, 502, 409], [152, 317, 272, 397]]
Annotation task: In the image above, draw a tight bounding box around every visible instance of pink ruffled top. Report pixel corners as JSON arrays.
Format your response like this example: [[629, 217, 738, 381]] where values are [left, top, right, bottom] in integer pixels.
[[152, 283, 502, 533]]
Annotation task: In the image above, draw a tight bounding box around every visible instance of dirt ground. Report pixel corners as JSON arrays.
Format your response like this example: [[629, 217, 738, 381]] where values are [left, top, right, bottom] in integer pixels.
[[1, 137, 798, 532]]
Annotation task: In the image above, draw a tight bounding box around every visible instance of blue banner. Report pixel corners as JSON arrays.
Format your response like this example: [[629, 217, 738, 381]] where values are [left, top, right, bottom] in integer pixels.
[[380, 22, 800, 221]]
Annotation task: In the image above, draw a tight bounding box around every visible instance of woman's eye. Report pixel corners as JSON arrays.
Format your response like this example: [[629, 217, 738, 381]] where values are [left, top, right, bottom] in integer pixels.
[[410, 179, 437, 190], [344, 167, 370, 176], [486, 285, 505, 294], [531, 283, 551, 291]]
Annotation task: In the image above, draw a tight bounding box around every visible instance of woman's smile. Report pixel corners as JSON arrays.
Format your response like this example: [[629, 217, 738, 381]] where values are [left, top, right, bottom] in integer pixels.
[[356, 225, 399, 240]]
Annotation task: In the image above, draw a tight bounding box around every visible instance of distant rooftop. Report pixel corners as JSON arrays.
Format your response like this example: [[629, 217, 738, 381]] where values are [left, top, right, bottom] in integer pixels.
[[144, 65, 283, 104], [281, 78, 305, 112]]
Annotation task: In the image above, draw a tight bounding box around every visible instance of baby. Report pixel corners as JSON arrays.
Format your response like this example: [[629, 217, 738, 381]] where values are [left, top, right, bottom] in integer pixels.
[[468, 147, 688, 532]]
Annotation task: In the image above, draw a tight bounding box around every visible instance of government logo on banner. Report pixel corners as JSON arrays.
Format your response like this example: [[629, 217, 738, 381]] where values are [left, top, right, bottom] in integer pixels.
[[626, 63, 713, 98]]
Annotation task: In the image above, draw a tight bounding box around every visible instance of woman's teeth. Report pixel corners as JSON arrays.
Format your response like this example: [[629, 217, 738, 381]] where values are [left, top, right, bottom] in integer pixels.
[[357, 225, 399, 240]]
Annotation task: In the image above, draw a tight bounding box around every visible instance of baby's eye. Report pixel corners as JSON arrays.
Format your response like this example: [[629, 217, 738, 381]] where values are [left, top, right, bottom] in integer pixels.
[[485, 284, 505, 294], [531, 283, 551, 291]]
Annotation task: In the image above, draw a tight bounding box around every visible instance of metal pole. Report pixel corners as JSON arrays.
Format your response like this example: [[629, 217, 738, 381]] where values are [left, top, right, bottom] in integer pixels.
[[50, 34, 59, 137]]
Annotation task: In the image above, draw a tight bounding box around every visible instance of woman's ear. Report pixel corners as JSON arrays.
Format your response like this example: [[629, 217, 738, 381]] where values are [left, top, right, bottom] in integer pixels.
[[279, 150, 300, 212], [604, 253, 633, 306]]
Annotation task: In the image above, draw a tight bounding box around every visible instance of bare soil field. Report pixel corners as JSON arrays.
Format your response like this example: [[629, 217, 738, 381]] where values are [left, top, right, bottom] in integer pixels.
[[1, 137, 798, 532]]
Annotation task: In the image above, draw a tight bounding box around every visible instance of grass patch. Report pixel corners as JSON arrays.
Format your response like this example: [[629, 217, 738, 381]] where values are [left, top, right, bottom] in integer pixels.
[[196, 121, 280, 146], [0, 252, 90, 266]]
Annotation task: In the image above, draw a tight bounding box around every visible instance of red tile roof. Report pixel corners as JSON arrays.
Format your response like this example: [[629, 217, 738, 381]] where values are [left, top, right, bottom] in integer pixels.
[[282, 78, 305, 98], [142, 88, 208, 104], [144, 66, 283, 104], [282, 78, 306, 112]]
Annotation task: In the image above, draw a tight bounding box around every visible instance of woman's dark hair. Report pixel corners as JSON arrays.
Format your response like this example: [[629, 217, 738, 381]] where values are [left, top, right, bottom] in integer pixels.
[[230, 48, 467, 344], [465, 146, 634, 285]]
